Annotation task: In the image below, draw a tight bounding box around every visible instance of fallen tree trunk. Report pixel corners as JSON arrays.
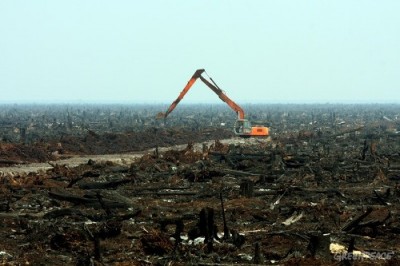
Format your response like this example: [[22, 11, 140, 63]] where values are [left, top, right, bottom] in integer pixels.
[[48, 190, 131, 209], [0, 159, 27, 165], [341, 207, 373, 232], [78, 178, 132, 189]]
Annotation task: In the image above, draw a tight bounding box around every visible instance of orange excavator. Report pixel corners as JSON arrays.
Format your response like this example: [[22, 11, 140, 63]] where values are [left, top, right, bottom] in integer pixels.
[[157, 69, 269, 137]]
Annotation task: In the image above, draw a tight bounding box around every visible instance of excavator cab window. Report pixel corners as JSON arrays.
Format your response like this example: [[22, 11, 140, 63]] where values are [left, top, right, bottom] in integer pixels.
[[234, 119, 252, 135]]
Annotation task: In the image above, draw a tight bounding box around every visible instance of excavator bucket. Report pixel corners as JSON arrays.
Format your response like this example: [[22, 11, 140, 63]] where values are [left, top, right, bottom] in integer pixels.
[[156, 112, 166, 119]]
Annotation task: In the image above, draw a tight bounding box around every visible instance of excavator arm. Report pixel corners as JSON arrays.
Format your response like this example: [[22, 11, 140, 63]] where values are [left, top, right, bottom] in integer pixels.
[[157, 69, 245, 120]]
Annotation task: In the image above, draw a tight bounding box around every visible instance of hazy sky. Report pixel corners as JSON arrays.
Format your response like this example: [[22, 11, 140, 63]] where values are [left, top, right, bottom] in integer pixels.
[[1, 1, 399, 104]]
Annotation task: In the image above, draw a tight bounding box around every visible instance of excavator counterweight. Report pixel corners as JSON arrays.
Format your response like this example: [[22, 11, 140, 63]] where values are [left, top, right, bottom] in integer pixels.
[[158, 69, 269, 137]]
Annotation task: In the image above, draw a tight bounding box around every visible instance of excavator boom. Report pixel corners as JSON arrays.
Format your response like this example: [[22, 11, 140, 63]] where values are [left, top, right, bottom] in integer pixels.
[[157, 69, 205, 119]]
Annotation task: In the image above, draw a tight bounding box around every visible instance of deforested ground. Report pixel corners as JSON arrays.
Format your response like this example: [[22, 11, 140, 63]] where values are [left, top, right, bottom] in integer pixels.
[[0, 103, 400, 265]]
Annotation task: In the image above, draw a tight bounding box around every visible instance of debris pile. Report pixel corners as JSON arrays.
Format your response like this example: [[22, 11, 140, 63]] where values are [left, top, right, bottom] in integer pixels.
[[0, 129, 399, 264]]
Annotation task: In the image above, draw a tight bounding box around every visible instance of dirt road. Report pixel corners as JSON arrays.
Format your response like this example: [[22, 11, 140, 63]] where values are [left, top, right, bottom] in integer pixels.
[[0, 137, 268, 176]]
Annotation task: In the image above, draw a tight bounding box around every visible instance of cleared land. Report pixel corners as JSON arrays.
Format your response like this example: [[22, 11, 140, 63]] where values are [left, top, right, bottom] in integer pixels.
[[0, 104, 399, 265]]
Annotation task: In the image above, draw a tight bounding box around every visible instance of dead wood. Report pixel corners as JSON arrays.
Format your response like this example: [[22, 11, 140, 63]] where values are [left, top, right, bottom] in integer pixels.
[[2, 104, 400, 264], [341, 207, 373, 232], [373, 189, 390, 205], [0, 212, 44, 219], [253, 242, 263, 264], [96, 192, 112, 216], [140, 229, 174, 255], [43, 208, 84, 219], [266, 230, 309, 241], [342, 237, 356, 266], [44, 207, 141, 222], [202, 207, 215, 253], [155, 216, 184, 252], [48, 190, 130, 209], [358, 210, 391, 228], [209, 151, 268, 160], [220, 192, 230, 240], [78, 178, 132, 189], [125, 183, 191, 192], [0, 159, 27, 165], [66, 176, 85, 188], [48, 190, 98, 204], [287, 186, 347, 198], [219, 168, 261, 176], [239, 180, 254, 197], [134, 190, 198, 196], [307, 233, 332, 260]]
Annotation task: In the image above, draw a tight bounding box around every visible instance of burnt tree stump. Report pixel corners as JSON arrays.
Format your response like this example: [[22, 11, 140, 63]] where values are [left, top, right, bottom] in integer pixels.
[[240, 180, 254, 197], [307, 233, 332, 260], [199, 207, 215, 253]]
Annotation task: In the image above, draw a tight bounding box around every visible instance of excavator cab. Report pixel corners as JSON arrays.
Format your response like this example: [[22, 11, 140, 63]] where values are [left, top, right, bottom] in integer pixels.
[[234, 119, 269, 137]]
